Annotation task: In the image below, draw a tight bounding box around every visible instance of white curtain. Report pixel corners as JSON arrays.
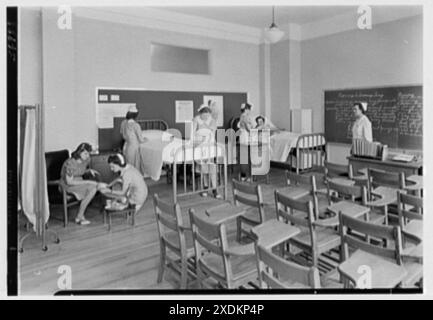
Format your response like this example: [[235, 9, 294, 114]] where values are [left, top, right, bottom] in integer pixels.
[[21, 108, 50, 232]]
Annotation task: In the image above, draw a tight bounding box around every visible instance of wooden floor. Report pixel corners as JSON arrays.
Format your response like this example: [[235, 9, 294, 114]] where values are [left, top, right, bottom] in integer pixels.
[[18, 168, 338, 295]]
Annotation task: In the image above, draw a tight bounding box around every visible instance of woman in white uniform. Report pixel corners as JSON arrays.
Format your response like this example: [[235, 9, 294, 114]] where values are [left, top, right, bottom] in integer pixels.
[[352, 102, 373, 142], [238, 103, 254, 181], [192, 105, 221, 198], [105, 154, 148, 213]]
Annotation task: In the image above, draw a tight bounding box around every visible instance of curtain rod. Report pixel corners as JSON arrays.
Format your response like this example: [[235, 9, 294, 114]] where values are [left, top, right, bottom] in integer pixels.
[[18, 105, 36, 109]]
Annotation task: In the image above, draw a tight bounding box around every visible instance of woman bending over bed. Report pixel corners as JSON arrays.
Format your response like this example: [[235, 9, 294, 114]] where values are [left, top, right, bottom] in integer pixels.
[[120, 106, 147, 172], [192, 105, 221, 199]]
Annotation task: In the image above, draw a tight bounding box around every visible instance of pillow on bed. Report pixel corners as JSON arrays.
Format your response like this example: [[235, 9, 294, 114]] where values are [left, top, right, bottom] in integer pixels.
[[142, 129, 173, 141]]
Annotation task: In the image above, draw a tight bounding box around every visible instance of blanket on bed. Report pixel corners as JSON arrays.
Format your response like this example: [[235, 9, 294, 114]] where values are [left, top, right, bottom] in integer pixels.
[[270, 131, 301, 162]]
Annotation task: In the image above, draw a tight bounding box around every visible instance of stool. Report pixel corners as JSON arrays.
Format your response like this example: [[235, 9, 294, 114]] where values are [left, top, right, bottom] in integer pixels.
[[103, 203, 136, 231]]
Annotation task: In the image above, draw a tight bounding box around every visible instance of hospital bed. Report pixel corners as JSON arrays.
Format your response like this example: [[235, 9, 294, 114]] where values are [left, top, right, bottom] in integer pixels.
[[113, 118, 228, 201]]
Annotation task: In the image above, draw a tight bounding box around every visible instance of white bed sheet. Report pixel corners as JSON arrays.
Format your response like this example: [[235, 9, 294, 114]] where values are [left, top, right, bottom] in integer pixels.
[[270, 131, 301, 162], [139, 137, 225, 181]]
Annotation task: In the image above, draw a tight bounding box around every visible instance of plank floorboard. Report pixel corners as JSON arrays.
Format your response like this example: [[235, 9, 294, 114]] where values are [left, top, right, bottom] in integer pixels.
[[19, 169, 336, 294]]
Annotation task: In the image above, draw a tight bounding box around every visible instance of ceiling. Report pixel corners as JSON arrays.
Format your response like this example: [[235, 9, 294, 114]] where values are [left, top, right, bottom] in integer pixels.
[[149, 5, 422, 28], [157, 6, 357, 27]]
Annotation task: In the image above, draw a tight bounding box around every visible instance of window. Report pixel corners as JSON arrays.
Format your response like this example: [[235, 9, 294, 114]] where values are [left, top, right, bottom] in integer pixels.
[[150, 43, 210, 75]]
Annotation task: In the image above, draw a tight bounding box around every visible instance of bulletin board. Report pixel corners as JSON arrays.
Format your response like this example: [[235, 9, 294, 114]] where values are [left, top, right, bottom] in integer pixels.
[[96, 88, 247, 151]]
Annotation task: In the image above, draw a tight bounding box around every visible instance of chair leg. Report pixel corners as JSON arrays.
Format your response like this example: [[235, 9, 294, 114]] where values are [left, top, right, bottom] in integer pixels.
[[131, 210, 135, 226], [312, 252, 319, 269], [236, 217, 242, 242], [180, 256, 188, 289], [157, 243, 166, 283], [62, 192, 68, 227]]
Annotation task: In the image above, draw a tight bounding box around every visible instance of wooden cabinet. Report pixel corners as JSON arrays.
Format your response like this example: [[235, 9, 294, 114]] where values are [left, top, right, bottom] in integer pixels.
[[291, 109, 312, 134], [90, 153, 118, 183]]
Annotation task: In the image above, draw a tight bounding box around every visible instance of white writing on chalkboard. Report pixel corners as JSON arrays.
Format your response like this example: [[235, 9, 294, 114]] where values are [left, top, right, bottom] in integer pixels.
[[324, 86, 422, 149]]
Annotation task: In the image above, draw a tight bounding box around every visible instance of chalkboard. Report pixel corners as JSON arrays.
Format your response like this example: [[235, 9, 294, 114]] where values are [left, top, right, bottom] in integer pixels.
[[97, 89, 247, 151], [324, 85, 422, 150]]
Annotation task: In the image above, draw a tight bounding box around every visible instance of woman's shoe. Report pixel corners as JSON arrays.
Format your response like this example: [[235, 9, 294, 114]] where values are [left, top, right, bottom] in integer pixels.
[[212, 190, 222, 199], [200, 191, 208, 197], [75, 218, 91, 225]]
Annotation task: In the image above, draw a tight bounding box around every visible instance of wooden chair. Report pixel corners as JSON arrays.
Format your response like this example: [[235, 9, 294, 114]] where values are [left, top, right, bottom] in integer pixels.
[[397, 191, 423, 248], [338, 212, 422, 288], [324, 160, 354, 180], [45, 149, 81, 227], [326, 179, 385, 225], [367, 168, 406, 191], [285, 171, 328, 219], [274, 190, 341, 269], [189, 208, 257, 289], [255, 243, 321, 289], [153, 194, 195, 289], [366, 168, 405, 225], [232, 179, 265, 242]]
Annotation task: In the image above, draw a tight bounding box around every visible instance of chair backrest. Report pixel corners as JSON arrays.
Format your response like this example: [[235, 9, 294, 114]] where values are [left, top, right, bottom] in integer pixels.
[[338, 211, 403, 265], [327, 179, 367, 203], [324, 160, 354, 179], [397, 190, 423, 224], [188, 208, 232, 286], [45, 149, 70, 181], [367, 168, 405, 190], [274, 190, 316, 247], [255, 244, 321, 289], [232, 179, 265, 224], [285, 171, 316, 192], [153, 194, 187, 255]]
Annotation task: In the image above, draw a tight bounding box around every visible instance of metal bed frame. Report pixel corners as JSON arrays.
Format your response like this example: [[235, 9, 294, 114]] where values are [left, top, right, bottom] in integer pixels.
[[138, 119, 227, 202], [289, 133, 327, 174]]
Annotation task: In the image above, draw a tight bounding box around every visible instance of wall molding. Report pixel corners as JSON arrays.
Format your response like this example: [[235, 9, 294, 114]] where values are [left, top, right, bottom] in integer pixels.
[[71, 6, 422, 44], [300, 6, 422, 41], [73, 7, 263, 44]]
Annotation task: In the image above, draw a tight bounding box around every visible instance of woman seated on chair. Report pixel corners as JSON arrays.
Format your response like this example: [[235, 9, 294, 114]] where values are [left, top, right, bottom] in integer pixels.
[[61, 142, 105, 225], [102, 154, 148, 213]]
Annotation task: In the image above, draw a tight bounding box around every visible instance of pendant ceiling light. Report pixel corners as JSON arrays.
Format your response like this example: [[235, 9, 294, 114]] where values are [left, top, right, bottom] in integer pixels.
[[264, 6, 285, 43]]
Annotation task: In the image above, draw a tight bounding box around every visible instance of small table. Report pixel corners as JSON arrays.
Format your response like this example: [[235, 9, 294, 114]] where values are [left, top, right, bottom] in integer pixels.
[[251, 220, 300, 250], [100, 192, 136, 231], [199, 202, 246, 224]]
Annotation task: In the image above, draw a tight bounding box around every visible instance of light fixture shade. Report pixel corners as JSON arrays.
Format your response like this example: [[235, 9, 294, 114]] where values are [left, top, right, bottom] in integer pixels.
[[265, 25, 285, 43]]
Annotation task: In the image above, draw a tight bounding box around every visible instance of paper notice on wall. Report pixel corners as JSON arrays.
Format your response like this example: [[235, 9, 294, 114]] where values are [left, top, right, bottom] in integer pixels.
[[175, 100, 194, 123], [96, 103, 135, 128], [203, 95, 224, 127]]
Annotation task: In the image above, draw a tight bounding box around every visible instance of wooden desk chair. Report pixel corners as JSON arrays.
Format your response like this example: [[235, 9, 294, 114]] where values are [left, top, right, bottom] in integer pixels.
[[326, 180, 383, 225], [324, 161, 354, 180], [189, 208, 257, 289], [274, 190, 341, 269], [366, 168, 406, 225], [286, 171, 328, 219], [45, 149, 81, 227], [255, 243, 321, 289], [397, 191, 423, 248], [153, 194, 195, 289], [232, 179, 265, 243], [338, 212, 422, 288], [367, 168, 406, 191]]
